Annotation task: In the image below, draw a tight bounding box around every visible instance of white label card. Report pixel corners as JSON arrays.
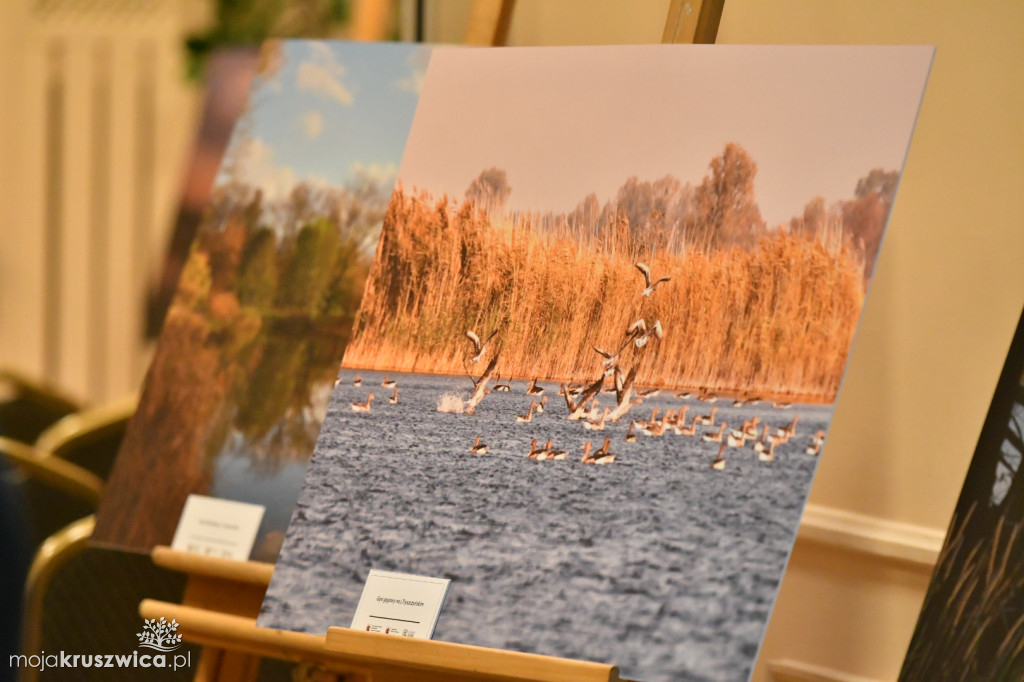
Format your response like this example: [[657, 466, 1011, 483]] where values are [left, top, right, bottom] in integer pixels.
[[170, 494, 265, 561], [350, 569, 451, 639]]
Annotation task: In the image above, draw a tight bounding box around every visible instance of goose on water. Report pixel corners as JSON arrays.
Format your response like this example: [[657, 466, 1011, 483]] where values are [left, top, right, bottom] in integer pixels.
[[696, 406, 718, 427], [470, 435, 488, 454], [581, 438, 616, 465], [701, 422, 726, 443], [351, 394, 374, 412], [711, 441, 727, 470], [516, 401, 538, 423]]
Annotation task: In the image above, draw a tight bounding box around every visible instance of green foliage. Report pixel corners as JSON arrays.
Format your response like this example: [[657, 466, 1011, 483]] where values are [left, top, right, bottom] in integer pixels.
[[184, 0, 351, 80], [237, 227, 280, 309], [235, 333, 308, 441], [276, 219, 342, 316], [323, 239, 369, 319]]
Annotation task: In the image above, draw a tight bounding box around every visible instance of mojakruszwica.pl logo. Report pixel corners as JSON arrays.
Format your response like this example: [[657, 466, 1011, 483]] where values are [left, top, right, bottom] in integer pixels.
[[10, 616, 191, 672], [137, 617, 183, 651]]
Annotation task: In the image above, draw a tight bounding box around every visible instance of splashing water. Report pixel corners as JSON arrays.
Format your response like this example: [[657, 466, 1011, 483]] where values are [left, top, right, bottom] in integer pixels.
[[436, 393, 465, 413]]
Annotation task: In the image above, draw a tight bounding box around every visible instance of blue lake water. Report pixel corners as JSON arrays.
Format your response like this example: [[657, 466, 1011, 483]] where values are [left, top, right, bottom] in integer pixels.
[[259, 371, 831, 682]]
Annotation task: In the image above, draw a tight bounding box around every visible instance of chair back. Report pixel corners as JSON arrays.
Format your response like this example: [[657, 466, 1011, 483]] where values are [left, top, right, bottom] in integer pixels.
[[20, 517, 197, 682], [35, 397, 136, 481]]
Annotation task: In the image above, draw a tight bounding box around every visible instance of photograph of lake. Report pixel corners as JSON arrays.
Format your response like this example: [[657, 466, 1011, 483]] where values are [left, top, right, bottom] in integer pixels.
[[93, 40, 432, 561], [259, 44, 933, 681]]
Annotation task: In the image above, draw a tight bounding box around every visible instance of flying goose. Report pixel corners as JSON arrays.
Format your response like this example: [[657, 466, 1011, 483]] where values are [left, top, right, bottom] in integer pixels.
[[561, 375, 605, 421], [634, 320, 664, 349], [606, 366, 637, 423], [465, 329, 498, 364], [635, 262, 671, 297], [583, 407, 611, 431], [465, 353, 500, 415]]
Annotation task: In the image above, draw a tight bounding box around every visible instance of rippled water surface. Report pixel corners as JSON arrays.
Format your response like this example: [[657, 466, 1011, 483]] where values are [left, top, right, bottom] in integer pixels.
[[260, 371, 831, 682]]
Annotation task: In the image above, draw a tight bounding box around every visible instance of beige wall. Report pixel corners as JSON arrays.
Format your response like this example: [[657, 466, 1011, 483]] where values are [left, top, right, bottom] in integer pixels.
[[719, 0, 1024, 544], [426, 1, 1024, 679], [717, 2, 1024, 680], [424, 0, 671, 45], [0, 0, 199, 404]]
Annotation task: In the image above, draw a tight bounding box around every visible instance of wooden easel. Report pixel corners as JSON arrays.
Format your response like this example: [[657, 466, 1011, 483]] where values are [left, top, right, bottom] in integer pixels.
[[144, 547, 625, 682], [139, 3, 725, 680]]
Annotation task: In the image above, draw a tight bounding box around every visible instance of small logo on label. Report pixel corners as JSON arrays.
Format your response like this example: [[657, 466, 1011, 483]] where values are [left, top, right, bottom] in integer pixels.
[[137, 617, 183, 652]]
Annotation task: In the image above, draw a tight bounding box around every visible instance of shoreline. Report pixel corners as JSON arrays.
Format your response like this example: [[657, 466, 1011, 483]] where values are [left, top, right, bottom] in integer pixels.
[[337, 362, 835, 407]]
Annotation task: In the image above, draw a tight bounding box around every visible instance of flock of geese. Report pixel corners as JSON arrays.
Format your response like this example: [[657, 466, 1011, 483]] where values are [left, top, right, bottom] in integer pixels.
[[343, 261, 826, 470], [458, 380, 825, 469]]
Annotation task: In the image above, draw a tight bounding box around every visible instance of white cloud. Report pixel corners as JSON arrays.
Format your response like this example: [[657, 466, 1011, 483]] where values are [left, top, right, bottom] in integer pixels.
[[297, 41, 354, 105], [302, 110, 324, 138], [396, 48, 430, 94], [350, 161, 398, 186], [231, 137, 298, 199], [396, 70, 424, 94]]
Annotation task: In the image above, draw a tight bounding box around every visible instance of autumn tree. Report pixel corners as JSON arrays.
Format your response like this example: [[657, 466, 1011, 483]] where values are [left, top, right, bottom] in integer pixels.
[[686, 143, 764, 250], [842, 168, 899, 277], [465, 168, 511, 212], [790, 196, 827, 239]]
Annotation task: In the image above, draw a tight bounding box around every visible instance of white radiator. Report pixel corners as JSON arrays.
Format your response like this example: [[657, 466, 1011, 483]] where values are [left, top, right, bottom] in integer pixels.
[[0, 0, 200, 404]]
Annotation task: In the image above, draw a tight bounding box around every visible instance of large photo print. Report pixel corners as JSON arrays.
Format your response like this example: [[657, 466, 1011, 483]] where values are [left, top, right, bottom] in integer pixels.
[[260, 45, 932, 681], [94, 40, 431, 561]]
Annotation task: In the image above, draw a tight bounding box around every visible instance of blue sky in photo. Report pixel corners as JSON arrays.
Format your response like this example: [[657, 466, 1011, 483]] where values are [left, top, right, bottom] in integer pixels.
[[220, 40, 430, 197]]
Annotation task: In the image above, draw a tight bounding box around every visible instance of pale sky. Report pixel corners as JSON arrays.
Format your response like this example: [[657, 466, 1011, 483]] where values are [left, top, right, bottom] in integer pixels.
[[397, 45, 933, 227], [219, 40, 431, 198]]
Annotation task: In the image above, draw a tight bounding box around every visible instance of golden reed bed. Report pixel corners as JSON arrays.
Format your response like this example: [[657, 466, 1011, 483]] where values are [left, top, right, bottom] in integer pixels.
[[344, 188, 865, 404]]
